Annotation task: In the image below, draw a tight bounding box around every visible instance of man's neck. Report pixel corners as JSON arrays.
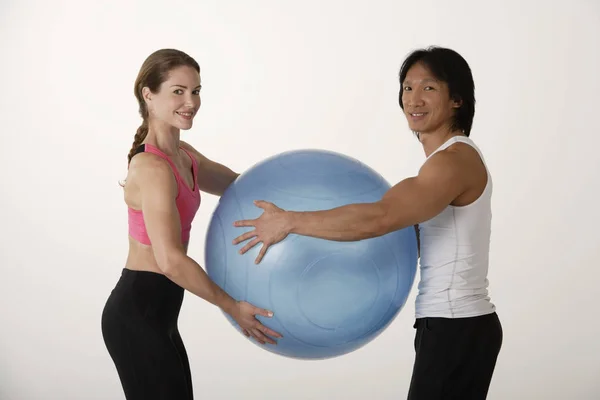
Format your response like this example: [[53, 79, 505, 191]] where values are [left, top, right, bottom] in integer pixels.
[[419, 129, 466, 158]]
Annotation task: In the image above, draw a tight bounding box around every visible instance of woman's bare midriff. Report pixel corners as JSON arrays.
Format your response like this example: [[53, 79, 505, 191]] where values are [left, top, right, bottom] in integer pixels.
[[124, 236, 188, 274]]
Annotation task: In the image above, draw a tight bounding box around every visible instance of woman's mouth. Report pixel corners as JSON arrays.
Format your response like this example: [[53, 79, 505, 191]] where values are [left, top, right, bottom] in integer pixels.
[[176, 111, 193, 120]]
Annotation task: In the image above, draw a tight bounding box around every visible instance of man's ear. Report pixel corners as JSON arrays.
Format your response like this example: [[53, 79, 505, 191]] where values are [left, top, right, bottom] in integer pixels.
[[452, 96, 463, 109]]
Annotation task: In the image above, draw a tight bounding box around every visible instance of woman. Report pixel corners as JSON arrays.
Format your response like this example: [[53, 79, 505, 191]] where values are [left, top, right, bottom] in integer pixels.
[[101, 48, 282, 400]]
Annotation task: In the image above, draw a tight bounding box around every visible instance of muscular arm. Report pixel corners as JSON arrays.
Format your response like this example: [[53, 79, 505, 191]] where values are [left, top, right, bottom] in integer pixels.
[[180, 141, 239, 196], [285, 151, 469, 241], [135, 155, 237, 314]]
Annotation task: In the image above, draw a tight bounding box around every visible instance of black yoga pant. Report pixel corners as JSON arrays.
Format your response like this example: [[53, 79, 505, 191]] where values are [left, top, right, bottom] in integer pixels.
[[407, 312, 503, 400], [101, 268, 193, 400]]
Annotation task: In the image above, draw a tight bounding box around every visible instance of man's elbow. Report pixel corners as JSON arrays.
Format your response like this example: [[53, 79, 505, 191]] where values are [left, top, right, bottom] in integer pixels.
[[373, 204, 410, 237], [358, 204, 393, 238], [370, 218, 393, 238]]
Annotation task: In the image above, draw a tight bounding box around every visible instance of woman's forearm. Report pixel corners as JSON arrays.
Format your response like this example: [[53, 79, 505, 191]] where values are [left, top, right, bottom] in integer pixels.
[[163, 254, 237, 315]]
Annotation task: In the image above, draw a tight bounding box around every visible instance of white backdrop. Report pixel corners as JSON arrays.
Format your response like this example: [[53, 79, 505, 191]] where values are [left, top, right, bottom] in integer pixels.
[[1, 0, 599, 399]]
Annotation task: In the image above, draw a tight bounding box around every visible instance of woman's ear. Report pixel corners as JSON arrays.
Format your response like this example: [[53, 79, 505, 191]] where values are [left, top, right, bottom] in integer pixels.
[[142, 87, 152, 104]]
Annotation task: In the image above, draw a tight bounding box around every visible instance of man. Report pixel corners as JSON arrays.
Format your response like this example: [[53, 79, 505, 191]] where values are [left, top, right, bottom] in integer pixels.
[[233, 46, 502, 399]]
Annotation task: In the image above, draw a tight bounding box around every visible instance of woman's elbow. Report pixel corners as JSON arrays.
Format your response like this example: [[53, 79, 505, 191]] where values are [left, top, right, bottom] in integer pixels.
[[155, 248, 187, 277]]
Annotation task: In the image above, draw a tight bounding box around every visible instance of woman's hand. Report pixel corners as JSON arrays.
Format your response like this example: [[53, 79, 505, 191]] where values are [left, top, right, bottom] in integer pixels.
[[229, 300, 283, 345]]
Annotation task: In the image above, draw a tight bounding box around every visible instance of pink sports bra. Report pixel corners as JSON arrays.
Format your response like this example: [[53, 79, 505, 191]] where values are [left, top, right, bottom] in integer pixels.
[[127, 143, 201, 245]]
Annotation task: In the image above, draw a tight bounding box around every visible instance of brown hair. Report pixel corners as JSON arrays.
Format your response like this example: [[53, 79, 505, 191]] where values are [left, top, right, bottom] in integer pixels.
[[127, 48, 200, 164]]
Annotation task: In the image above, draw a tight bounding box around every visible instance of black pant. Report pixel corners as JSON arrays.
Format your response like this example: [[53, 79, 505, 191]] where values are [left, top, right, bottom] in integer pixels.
[[407, 312, 503, 400], [101, 268, 193, 400]]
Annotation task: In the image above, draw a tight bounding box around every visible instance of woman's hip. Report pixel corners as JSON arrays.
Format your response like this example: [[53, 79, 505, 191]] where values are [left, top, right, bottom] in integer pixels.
[[102, 268, 185, 331]]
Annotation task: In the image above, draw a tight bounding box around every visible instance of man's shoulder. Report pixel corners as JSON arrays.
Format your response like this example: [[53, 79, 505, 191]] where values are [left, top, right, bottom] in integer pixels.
[[417, 142, 485, 195], [421, 147, 464, 175], [426, 141, 483, 173]]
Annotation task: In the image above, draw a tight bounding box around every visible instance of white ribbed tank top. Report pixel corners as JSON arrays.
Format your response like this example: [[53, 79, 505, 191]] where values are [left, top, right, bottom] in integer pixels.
[[415, 135, 496, 319]]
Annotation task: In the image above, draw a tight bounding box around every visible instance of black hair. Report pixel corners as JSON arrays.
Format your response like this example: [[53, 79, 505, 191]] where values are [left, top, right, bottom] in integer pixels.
[[398, 46, 475, 136]]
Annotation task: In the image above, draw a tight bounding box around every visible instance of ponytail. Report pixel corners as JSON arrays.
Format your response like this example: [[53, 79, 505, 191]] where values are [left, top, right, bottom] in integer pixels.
[[119, 120, 149, 187], [127, 119, 149, 164]]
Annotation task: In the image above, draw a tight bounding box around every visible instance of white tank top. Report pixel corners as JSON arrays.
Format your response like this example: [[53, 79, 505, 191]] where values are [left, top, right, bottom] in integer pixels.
[[415, 135, 496, 319]]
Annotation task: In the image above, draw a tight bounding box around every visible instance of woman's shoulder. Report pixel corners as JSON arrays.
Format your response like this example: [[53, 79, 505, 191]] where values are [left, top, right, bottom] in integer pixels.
[[180, 140, 210, 165], [127, 152, 177, 188], [130, 150, 172, 171], [180, 140, 199, 156]]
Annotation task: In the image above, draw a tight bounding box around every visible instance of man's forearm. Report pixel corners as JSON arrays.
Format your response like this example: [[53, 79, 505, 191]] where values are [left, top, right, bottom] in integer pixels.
[[287, 202, 388, 241]]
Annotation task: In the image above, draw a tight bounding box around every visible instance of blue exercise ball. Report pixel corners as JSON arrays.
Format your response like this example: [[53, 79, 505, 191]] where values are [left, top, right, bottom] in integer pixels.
[[204, 149, 418, 360]]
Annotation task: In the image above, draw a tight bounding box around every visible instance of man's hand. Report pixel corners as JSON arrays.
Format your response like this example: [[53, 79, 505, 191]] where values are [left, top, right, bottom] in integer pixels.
[[232, 200, 291, 264]]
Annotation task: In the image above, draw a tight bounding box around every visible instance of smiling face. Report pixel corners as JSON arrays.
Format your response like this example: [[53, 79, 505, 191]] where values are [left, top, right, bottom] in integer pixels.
[[401, 62, 461, 136], [143, 65, 202, 131]]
